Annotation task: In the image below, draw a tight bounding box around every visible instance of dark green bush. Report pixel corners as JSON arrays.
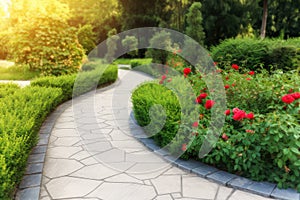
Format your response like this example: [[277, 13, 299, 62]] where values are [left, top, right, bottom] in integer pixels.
[[0, 83, 20, 98], [0, 87, 63, 199], [211, 38, 300, 72]]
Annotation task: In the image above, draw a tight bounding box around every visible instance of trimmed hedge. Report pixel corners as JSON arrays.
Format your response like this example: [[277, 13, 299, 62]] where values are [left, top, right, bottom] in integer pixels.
[[0, 87, 63, 199], [211, 38, 300, 72], [132, 71, 300, 191], [0, 83, 20, 98], [0, 63, 118, 199], [31, 64, 118, 101]]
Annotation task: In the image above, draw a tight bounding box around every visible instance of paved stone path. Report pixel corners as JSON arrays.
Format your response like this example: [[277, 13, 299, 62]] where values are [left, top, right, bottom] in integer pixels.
[[39, 70, 275, 200]]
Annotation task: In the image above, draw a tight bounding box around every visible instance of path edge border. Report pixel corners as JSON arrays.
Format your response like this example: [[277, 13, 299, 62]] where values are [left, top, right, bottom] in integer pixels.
[[129, 112, 300, 200]]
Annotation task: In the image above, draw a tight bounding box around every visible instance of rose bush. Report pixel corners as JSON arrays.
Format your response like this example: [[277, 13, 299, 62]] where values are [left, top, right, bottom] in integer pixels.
[[132, 57, 300, 191]]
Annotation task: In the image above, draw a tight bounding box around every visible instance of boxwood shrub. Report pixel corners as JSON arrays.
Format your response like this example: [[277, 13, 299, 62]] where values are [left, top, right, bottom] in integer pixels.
[[0, 87, 63, 199], [0, 63, 118, 199], [31, 64, 118, 101], [132, 69, 300, 191], [211, 37, 300, 72], [0, 83, 20, 98]]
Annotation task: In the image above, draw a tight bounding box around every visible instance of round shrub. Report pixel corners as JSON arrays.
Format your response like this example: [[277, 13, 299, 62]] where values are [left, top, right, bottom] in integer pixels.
[[11, 16, 85, 76]]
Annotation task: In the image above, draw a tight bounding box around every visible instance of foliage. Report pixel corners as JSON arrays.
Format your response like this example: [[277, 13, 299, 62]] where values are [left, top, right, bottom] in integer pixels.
[[105, 29, 120, 63], [60, 0, 120, 43], [113, 58, 152, 65], [132, 82, 181, 147], [132, 60, 300, 191], [0, 87, 63, 199], [146, 31, 172, 65], [31, 64, 118, 101], [0, 31, 10, 60], [185, 2, 205, 46], [10, 15, 85, 76], [0, 62, 118, 199], [0, 83, 20, 98], [0, 65, 40, 80], [121, 35, 138, 57], [211, 37, 300, 72], [77, 24, 96, 54]]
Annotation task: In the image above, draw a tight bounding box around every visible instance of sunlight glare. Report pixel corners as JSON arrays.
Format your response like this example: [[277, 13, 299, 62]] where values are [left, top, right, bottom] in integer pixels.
[[0, 0, 10, 18]]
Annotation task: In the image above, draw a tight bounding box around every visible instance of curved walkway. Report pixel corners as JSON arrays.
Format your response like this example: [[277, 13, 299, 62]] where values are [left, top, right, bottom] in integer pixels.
[[18, 70, 292, 200]]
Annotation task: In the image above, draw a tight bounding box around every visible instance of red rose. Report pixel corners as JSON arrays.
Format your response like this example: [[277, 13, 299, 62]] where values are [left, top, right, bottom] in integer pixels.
[[225, 76, 230, 80], [232, 83, 236, 87], [246, 112, 254, 119], [246, 77, 251, 81], [192, 121, 199, 127], [246, 130, 255, 134], [291, 92, 300, 100], [224, 85, 230, 89], [281, 94, 295, 104], [288, 89, 293, 93], [249, 71, 255, 75], [233, 110, 246, 121], [205, 100, 215, 110], [232, 107, 241, 114], [224, 109, 231, 115], [195, 96, 202, 104], [159, 80, 163, 84], [199, 93, 208, 99], [222, 133, 229, 141], [161, 75, 167, 81], [232, 64, 239, 70], [181, 143, 187, 151], [183, 68, 191, 76]]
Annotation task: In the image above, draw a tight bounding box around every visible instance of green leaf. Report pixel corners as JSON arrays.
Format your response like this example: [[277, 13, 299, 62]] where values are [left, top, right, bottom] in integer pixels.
[[277, 159, 283, 168]]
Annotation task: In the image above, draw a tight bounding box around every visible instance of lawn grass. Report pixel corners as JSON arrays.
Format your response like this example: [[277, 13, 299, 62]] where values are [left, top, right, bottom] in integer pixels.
[[0, 65, 40, 80], [113, 58, 152, 65]]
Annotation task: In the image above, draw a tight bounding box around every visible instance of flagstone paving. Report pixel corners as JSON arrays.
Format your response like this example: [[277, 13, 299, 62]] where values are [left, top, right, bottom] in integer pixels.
[[29, 70, 283, 199]]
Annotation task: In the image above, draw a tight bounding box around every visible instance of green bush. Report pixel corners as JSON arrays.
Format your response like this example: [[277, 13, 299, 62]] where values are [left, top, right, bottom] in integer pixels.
[[77, 24, 96, 55], [132, 67, 300, 191], [211, 38, 300, 72], [132, 82, 181, 147], [31, 64, 118, 101], [0, 61, 118, 199], [81, 59, 103, 71], [146, 30, 172, 65], [11, 16, 85, 76], [0, 84, 20, 98], [0, 87, 63, 199]]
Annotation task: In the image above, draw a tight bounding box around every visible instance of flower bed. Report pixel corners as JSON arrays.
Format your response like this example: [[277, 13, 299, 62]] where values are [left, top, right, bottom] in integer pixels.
[[132, 62, 300, 191]]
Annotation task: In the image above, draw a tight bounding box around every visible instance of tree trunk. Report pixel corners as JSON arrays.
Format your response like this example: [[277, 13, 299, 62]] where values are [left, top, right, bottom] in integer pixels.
[[260, 0, 268, 39]]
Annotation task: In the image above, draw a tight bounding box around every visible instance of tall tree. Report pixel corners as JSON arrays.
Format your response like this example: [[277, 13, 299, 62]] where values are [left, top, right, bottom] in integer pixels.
[[118, 0, 159, 30], [201, 0, 249, 46], [260, 0, 268, 38], [185, 2, 205, 45]]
